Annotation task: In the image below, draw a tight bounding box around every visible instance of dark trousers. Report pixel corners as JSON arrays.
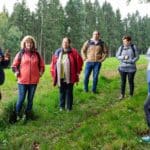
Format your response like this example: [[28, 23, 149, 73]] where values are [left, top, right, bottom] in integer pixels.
[[144, 95, 150, 127], [59, 80, 74, 110], [119, 70, 136, 96]]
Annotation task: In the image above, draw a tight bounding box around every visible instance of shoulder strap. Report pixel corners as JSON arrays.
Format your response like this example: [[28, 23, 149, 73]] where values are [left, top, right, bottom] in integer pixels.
[[119, 45, 124, 56], [17, 49, 41, 69], [99, 40, 104, 51], [119, 44, 136, 57], [18, 49, 24, 62], [131, 44, 136, 57], [35, 51, 41, 69]]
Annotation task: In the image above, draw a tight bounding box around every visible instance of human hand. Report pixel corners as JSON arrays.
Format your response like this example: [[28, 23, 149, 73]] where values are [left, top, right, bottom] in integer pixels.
[[39, 72, 43, 77], [124, 55, 129, 60], [4, 51, 11, 60], [15, 72, 20, 77]]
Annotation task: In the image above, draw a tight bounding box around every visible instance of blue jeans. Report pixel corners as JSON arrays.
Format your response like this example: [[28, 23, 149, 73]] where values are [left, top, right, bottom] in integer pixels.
[[16, 84, 37, 114], [84, 62, 101, 92], [148, 83, 150, 95], [59, 80, 73, 110], [144, 95, 150, 127]]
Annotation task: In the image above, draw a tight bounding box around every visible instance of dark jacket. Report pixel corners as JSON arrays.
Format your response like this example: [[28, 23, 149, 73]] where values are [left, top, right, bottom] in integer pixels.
[[0, 50, 10, 85]]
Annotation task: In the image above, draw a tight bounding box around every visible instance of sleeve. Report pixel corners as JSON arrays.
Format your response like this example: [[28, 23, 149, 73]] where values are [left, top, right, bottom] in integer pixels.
[[130, 45, 139, 63], [39, 55, 45, 74], [1, 59, 10, 68], [146, 47, 150, 61], [100, 43, 109, 62], [73, 49, 83, 75], [0, 51, 10, 68], [76, 51, 83, 74], [11, 53, 21, 73], [103, 43, 109, 56], [116, 46, 124, 61], [81, 41, 88, 61], [50, 55, 57, 79]]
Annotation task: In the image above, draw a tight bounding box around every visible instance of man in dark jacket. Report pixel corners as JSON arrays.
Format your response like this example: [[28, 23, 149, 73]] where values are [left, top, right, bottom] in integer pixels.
[[0, 48, 10, 99]]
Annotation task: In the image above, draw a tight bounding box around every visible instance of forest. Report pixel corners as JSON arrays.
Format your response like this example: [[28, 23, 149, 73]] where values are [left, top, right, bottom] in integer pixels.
[[0, 0, 150, 63]]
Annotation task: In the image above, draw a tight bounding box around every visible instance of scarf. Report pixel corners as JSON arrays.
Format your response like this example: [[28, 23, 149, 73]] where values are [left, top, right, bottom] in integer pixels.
[[56, 51, 70, 86]]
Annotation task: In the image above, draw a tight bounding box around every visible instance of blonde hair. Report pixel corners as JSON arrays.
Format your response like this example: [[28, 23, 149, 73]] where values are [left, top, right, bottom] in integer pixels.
[[20, 35, 37, 49]]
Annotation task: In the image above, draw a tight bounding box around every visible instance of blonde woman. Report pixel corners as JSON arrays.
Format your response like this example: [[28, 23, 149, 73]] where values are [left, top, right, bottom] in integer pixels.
[[12, 35, 45, 121]]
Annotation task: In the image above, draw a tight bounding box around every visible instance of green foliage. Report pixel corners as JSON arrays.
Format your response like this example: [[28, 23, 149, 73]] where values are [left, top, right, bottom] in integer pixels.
[[65, 0, 85, 50], [0, 56, 150, 149], [0, 1, 150, 62]]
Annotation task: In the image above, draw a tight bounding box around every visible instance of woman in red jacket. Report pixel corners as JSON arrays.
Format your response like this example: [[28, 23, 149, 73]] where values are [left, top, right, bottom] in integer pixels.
[[12, 35, 45, 121], [50, 37, 83, 111]]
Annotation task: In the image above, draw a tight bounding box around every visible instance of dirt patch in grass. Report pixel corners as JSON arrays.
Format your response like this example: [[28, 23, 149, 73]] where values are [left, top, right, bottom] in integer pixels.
[[102, 70, 119, 79]]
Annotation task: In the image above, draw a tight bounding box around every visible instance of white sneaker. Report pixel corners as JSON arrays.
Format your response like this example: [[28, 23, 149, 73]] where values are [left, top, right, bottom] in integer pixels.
[[141, 135, 150, 142], [16, 116, 20, 121]]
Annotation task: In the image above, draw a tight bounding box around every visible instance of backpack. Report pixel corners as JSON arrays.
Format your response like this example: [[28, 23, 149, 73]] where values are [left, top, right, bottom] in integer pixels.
[[119, 44, 136, 57], [17, 49, 41, 70], [87, 39, 104, 51]]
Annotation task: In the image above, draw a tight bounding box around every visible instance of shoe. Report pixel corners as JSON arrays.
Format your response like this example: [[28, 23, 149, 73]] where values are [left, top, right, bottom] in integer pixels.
[[141, 135, 150, 142], [84, 90, 88, 93], [130, 95, 133, 98], [22, 114, 26, 121], [118, 94, 124, 100], [16, 115, 20, 121], [66, 109, 71, 112], [92, 91, 98, 94]]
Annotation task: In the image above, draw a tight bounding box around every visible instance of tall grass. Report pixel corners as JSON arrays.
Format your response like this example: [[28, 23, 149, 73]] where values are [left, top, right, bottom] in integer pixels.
[[0, 55, 150, 149]]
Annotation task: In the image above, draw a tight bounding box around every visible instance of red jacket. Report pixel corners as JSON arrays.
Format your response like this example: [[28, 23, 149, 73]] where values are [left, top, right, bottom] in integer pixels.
[[12, 50, 45, 84], [50, 48, 83, 86]]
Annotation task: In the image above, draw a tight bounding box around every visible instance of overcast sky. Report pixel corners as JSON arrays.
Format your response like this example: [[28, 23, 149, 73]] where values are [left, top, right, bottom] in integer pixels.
[[0, 0, 149, 19]]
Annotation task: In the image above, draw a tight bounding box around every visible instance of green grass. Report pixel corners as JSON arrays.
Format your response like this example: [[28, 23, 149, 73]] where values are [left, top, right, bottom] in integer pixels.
[[0, 55, 150, 149]]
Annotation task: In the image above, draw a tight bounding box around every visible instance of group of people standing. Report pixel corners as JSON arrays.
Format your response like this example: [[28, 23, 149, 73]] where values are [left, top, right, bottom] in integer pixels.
[[2, 31, 150, 128]]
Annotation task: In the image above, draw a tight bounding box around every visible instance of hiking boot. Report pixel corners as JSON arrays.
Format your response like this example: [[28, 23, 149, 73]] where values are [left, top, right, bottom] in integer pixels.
[[118, 94, 124, 100]]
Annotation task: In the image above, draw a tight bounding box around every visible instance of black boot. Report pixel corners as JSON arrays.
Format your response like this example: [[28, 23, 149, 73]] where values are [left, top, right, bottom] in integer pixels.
[[9, 111, 17, 124]]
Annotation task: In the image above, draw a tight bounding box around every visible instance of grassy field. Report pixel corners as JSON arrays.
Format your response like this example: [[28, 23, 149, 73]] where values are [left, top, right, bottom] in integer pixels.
[[0, 55, 150, 149]]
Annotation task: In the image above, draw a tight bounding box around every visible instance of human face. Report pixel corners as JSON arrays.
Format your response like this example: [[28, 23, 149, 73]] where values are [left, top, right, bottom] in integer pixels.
[[92, 31, 100, 40], [25, 39, 34, 50], [123, 39, 131, 46], [62, 38, 70, 50]]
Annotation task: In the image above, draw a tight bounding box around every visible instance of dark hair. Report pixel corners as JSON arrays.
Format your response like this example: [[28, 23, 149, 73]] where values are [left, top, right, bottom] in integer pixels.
[[63, 37, 71, 44], [122, 35, 132, 41]]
